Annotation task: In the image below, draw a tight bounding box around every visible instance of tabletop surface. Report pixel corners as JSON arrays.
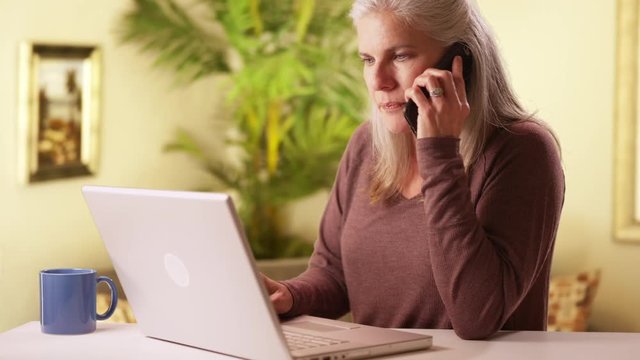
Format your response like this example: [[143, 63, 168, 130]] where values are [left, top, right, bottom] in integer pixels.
[[1, 322, 639, 360]]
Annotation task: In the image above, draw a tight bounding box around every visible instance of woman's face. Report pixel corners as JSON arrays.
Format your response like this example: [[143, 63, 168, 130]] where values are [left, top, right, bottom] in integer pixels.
[[356, 12, 446, 134]]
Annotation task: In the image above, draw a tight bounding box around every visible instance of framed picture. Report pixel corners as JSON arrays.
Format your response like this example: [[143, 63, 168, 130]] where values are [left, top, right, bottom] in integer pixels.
[[18, 42, 101, 183], [613, 0, 640, 242]]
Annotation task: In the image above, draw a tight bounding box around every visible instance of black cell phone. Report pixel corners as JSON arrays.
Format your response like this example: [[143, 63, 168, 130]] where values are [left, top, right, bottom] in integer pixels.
[[403, 42, 473, 136]]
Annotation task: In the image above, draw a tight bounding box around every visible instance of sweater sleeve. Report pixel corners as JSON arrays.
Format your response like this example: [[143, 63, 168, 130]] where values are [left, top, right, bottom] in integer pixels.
[[417, 126, 564, 339], [279, 182, 350, 319], [279, 125, 369, 319]]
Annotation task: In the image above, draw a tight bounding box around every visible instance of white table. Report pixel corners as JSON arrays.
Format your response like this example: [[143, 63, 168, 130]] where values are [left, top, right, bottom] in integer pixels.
[[1, 322, 639, 360]]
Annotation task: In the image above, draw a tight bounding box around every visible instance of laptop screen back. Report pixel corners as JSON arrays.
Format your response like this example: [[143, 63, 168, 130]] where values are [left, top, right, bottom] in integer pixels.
[[82, 186, 291, 360]]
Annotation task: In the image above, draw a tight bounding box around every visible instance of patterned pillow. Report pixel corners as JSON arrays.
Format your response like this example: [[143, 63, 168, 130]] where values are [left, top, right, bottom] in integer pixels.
[[547, 270, 600, 331]]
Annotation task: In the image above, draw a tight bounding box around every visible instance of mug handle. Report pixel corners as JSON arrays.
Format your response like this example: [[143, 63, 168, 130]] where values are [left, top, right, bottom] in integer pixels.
[[96, 276, 119, 321]]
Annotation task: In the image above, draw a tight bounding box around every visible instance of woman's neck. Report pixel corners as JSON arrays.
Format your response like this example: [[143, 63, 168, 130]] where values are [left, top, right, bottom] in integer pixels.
[[400, 155, 422, 199]]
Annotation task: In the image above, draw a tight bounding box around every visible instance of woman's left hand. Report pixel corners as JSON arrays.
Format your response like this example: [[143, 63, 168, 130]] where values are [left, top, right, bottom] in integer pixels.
[[404, 55, 471, 139]]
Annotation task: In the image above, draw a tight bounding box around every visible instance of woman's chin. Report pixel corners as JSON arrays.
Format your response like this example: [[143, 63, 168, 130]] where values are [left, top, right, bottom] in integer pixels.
[[382, 115, 411, 134]]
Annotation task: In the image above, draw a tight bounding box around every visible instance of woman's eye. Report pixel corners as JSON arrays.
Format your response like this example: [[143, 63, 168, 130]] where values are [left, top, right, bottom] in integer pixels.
[[360, 57, 375, 65], [394, 54, 409, 62]]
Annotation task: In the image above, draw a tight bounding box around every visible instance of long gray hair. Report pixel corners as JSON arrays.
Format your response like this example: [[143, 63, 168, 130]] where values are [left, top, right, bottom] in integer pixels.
[[350, 0, 551, 202]]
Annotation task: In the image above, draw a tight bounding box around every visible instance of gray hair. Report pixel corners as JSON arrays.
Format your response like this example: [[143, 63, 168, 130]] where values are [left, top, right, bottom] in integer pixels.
[[350, 0, 551, 202]]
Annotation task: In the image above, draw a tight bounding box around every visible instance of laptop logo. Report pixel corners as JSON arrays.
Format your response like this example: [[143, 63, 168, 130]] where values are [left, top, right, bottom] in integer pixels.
[[164, 253, 190, 287]]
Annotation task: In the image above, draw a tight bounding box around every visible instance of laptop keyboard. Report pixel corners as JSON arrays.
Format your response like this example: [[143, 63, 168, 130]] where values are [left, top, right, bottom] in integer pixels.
[[283, 330, 349, 351]]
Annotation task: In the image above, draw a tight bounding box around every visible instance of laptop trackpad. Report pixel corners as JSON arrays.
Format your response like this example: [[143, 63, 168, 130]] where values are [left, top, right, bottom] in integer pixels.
[[285, 321, 359, 332]]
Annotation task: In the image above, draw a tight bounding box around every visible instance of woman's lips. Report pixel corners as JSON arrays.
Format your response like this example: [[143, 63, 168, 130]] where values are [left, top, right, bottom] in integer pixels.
[[380, 102, 406, 112]]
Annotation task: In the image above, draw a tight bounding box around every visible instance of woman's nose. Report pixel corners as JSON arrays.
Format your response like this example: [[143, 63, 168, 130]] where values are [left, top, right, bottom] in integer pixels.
[[372, 65, 396, 91]]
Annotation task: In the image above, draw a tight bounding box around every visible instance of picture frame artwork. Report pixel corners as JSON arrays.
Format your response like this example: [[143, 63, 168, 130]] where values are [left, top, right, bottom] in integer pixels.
[[613, 0, 640, 242], [18, 43, 101, 183]]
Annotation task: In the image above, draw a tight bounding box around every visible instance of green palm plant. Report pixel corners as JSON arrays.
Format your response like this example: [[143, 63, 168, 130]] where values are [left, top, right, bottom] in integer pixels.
[[118, 0, 366, 259]]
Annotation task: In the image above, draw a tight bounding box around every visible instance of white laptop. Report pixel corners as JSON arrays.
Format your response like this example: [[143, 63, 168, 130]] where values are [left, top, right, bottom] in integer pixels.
[[82, 185, 432, 360]]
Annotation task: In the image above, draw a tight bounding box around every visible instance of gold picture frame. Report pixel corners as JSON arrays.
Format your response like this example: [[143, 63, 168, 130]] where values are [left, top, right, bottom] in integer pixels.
[[613, 0, 640, 242], [18, 42, 101, 183]]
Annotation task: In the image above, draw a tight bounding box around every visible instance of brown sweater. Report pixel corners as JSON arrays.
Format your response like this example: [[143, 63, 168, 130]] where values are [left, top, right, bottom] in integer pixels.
[[282, 121, 565, 339]]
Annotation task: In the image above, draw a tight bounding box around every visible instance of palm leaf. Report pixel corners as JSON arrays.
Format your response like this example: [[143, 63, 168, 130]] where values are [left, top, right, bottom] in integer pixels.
[[117, 0, 231, 81]]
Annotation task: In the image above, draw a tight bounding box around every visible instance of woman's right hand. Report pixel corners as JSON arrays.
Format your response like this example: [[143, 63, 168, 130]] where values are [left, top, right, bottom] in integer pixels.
[[260, 273, 294, 314], [405, 55, 470, 139]]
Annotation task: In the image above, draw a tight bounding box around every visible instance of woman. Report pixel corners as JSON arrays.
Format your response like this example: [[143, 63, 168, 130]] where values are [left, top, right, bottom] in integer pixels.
[[263, 0, 564, 340]]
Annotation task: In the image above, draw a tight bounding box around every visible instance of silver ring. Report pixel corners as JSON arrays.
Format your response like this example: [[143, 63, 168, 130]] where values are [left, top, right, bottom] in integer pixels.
[[429, 87, 444, 97]]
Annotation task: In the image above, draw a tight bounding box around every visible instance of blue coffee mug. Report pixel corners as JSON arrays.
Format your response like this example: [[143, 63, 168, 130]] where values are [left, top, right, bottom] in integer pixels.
[[40, 268, 118, 335]]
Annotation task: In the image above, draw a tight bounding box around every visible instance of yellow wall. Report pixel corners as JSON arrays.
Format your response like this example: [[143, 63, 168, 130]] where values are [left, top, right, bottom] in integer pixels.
[[479, 0, 640, 331], [1, 0, 638, 334], [0, 0, 217, 331]]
